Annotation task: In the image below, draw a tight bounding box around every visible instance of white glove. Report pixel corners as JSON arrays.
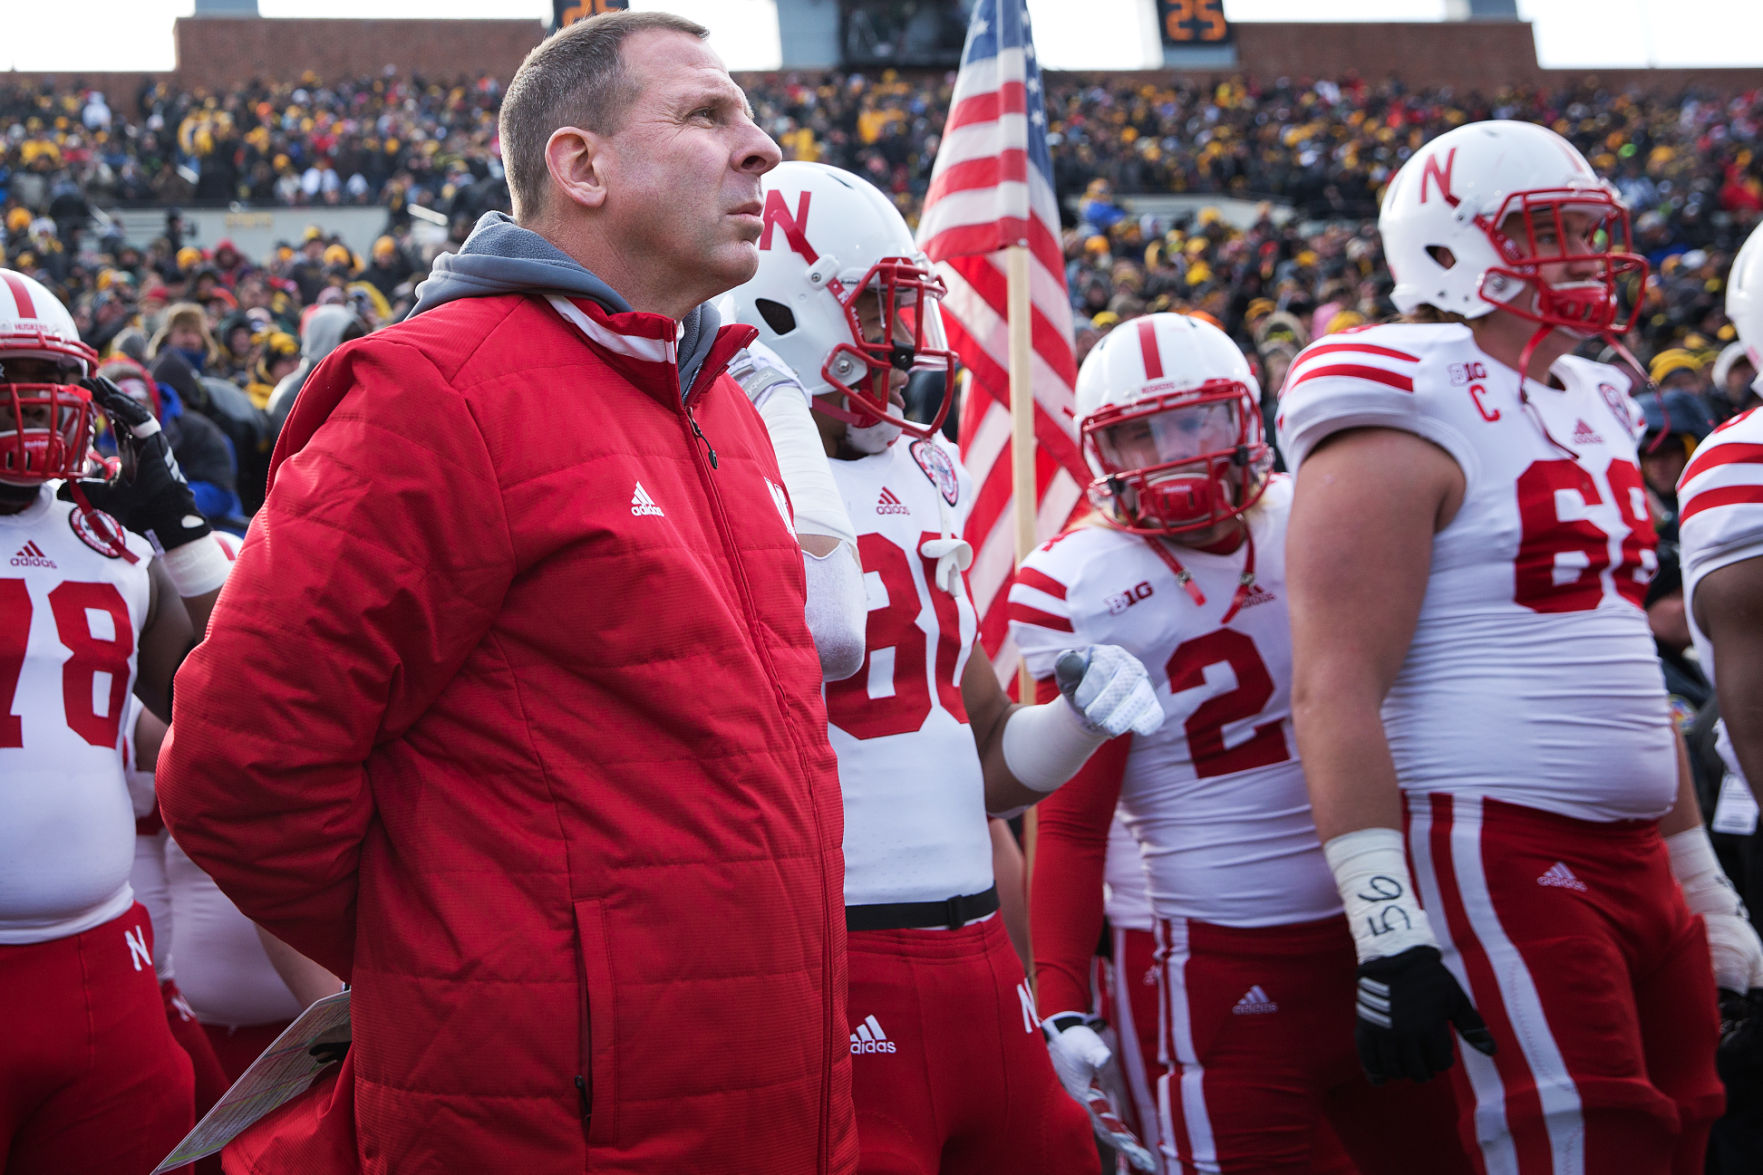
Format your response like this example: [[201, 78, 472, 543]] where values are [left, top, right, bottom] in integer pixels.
[[1669, 827, 1763, 992], [1041, 1013, 1114, 1105], [1054, 646, 1164, 739], [1000, 645, 1162, 793]]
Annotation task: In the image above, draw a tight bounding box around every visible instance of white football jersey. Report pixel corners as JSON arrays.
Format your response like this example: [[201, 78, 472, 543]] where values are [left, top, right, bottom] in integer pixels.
[[0, 486, 156, 943], [1103, 812, 1154, 933], [166, 837, 305, 1026], [1279, 322, 1676, 821], [1678, 406, 1763, 783], [1012, 477, 1341, 928], [826, 436, 994, 907]]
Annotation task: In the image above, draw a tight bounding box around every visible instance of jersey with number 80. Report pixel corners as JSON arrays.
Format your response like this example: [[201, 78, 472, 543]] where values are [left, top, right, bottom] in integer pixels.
[[0, 490, 154, 944], [1011, 476, 1342, 928], [1279, 321, 1676, 822]]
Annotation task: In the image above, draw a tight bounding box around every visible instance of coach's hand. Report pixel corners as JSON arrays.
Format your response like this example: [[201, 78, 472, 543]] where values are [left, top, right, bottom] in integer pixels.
[[1041, 1012, 1113, 1104], [1354, 945, 1496, 1084]]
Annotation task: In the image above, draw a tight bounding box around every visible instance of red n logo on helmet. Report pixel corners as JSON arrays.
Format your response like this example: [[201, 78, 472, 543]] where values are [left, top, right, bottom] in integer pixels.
[[1419, 148, 1459, 207], [760, 190, 818, 263]]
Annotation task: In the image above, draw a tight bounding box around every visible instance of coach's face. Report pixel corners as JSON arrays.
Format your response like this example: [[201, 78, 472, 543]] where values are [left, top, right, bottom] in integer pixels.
[[599, 31, 781, 318]]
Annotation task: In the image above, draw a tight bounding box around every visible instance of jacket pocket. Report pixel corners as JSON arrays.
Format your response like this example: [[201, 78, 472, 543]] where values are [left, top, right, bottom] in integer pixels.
[[573, 898, 618, 1147]]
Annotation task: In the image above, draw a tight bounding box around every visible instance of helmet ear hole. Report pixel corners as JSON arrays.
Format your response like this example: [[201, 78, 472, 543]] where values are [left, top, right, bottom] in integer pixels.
[[755, 299, 796, 336], [1427, 246, 1457, 269]]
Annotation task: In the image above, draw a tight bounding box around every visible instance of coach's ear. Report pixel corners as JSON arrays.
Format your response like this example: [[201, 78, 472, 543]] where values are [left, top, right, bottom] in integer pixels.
[[546, 126, 609, 212]]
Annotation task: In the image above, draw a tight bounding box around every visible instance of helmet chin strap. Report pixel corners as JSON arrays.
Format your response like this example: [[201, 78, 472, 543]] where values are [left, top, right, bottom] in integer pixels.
[[1142, 516, 1257, 624], [1513, 322, 1581, 460]]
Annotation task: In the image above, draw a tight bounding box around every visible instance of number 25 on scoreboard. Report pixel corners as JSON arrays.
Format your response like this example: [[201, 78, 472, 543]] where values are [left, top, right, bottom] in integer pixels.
[[554, 0, 627, 30], [1160, 0, 1231, 44]]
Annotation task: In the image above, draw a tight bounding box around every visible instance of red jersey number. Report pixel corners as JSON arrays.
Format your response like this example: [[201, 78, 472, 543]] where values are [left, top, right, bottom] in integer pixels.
[[1514, 457, 1654, 613], [825, 532, 967, 741], [1166, 629, 1291, 779], [0, 578, 135, 749]]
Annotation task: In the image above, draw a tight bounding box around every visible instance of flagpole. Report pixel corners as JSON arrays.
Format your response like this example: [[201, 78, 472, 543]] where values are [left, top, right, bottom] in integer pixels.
[[1005, 241, 1039, 963]]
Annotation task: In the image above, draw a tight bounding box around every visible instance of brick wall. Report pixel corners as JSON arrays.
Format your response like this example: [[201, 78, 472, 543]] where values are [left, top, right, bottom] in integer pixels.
[[170, 17, 547, 92]]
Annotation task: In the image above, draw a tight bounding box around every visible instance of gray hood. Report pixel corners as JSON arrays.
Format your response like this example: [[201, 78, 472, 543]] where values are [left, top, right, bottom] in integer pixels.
[[411, 211, 724, 400]]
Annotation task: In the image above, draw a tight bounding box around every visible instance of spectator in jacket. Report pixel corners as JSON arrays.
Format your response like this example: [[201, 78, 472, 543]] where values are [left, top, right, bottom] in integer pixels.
[[158, 11, 859, 1174]]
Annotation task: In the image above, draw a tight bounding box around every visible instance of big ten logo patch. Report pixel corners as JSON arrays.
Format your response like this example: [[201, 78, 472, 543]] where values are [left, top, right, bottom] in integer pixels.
[[1106, 581, 1154, 615]]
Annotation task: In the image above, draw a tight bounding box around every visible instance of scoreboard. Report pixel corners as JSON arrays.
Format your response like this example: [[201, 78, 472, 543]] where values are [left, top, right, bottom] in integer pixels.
[[1157, 0, 1231, 44], [554, 0, 628, 31]]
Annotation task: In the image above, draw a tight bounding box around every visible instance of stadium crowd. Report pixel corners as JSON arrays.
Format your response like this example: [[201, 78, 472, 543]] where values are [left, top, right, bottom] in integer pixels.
[[4, 70, 1760, 501], [3, 48, 1763, 1173]]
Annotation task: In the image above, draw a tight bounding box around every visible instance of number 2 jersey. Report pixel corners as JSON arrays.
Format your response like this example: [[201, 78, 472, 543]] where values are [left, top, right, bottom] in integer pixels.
[[1678, 405, 1763, 783], [824, 435, 995, 907], [1278, 322, 1677, 822], [1012, 477, 1341, 928], [1, 486, 155, 943]]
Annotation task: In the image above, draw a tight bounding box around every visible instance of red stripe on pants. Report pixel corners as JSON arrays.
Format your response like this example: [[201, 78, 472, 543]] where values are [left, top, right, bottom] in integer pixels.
[[1412, 792, 1724, 1175]]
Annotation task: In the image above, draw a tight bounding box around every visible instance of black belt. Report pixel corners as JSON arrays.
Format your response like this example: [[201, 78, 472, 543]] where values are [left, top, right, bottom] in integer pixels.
[[846, 885, 1000, 932]]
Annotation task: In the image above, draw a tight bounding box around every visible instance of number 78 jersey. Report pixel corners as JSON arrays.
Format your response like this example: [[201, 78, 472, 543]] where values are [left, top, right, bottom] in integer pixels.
[[1011, 477, 1342, 929], [1, 491, 156, 943], [1278, 322, 1677, 822]]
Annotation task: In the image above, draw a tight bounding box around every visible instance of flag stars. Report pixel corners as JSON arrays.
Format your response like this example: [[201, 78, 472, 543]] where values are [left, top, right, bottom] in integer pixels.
[[1030, 108, 1045, 127]]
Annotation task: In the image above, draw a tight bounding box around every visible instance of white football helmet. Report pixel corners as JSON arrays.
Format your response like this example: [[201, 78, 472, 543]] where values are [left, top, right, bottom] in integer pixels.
[[1380, 120, 1646, 335], [729, 161, 957, 441], [1728, 221, 1763, 396], [1075, 313, 1271, 535], [0, 269, 98, 485]]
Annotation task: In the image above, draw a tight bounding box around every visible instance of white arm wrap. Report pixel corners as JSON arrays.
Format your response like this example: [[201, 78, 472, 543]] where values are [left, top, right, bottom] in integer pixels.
[[803, 543, 867, 682], [1000, 699, 1108, 793], [1668, 825, 1763, 991], [753, 368, 857, 547], [1323, 826, 1440, 963], [162, 533, 232, 598]]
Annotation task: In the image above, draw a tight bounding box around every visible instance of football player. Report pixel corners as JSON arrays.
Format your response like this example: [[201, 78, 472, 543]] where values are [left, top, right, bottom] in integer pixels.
[[1016, 313, 1470, 1174], [730, 160, 1163, 1175], [0, 267, 231, 1174], [1681, 220, 1763, 808], [1678, 213, 1763, 1175], [1279, 121, 1758, 1172]]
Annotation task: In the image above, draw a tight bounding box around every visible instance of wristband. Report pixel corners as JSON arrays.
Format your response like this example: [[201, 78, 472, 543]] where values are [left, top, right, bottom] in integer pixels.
[[162, 533, 232, 598], [1323, 826, 1439, 964], [1668, 826, 1747, 920], [1000, 697, 1107, 793]]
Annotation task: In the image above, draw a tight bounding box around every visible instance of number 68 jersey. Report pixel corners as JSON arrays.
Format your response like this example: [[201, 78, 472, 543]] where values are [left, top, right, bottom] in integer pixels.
[[1012, 476, 1342, 929], [1278, 322, 1678, 822], [0, 488, 155, 944]]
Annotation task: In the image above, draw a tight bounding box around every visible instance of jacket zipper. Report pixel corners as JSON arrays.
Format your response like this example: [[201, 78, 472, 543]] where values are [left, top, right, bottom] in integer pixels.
[[675, 390, 837, 1172], [686, 406, 718, 469]]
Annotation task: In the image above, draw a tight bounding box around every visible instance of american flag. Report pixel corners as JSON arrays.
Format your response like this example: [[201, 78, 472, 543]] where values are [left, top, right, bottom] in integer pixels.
[[917, 0, 1087, 680]]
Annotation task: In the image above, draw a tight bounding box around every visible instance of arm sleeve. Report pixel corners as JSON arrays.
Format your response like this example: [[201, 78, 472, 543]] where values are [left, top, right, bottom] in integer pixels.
[[803, 543, 867, 681], [156, 343, 515, 978], [1030, 669, 1130, 1018]]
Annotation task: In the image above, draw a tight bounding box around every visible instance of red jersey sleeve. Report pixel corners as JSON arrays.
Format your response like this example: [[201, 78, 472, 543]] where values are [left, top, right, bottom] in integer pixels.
[[1030, 673, 1131, 1018]]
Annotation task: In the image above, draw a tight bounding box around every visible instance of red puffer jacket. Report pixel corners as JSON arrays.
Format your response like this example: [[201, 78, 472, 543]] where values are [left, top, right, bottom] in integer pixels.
[[159, 292, 856, 1173]]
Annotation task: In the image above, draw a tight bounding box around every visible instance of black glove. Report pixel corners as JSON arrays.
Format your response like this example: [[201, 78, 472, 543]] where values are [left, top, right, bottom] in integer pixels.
[[78, 376, 211, 553], [1354, 945, 1496, 1084], [1718, 988, 1763, 1088]]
